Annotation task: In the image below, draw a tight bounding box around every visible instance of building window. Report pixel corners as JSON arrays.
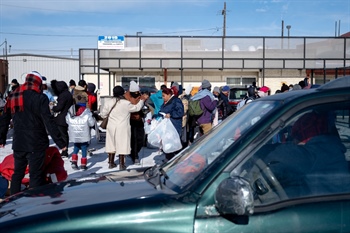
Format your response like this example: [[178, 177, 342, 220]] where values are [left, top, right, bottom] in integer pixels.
[[227, 77, 256, 86]]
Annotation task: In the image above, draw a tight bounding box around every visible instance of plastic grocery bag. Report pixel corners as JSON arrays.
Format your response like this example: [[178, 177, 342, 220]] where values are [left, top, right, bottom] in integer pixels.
[[144, 112, 153, 134], [147, 119, 166, 148], [161, 119, 182, 153]]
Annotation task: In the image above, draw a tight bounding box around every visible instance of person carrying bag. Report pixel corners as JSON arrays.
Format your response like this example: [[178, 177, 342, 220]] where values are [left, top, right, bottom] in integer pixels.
[[100, 101, 117, 129]]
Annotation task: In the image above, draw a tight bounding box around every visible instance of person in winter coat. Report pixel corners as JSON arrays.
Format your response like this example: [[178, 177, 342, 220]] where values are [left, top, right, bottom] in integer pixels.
[[176, 85, 190, 147], [41, 76, 55, 104], [262, 111, 347, 198], [66, 100, 95, 170], [190, 80, 218, 135], [87, 83, 98, 112], [77, 79, 96, 111], [159, 87, 184, 161], [0, 71, 66, 195], [100, 86, 149, 170], [69, 79, 76, 94], [51, 80, 74, 158], [73, 85, 88, 106], [217, 85, 233, 121], [124, 81, 145, 164]]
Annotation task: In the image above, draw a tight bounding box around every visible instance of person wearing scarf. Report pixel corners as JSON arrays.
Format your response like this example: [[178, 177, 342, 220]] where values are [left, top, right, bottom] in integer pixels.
[[190, 79, 218, 135], [0, 71, 66, 195]]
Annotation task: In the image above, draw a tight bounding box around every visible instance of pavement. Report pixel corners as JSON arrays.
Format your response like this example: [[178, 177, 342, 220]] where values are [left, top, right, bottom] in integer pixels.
[[0, 128, 165, 180]]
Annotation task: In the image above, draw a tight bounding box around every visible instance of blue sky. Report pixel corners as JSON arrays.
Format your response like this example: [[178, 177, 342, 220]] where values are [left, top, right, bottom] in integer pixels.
[[0, 0, 349, 57]]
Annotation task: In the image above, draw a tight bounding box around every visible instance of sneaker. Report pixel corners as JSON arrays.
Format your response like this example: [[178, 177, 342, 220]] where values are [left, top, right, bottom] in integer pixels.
[[80, 165, 88, 170]]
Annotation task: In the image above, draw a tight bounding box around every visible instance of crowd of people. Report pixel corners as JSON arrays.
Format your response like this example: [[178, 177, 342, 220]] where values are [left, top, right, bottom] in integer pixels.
[[0, 71, 319, 198], [0, 71, 100, 198]]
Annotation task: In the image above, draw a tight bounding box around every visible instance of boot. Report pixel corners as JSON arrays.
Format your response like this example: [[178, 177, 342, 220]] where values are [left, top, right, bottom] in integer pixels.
[[108, 153, 116, 169], [61, 149, 68, 158], [119, 155, 126, 170], [80, 157, 88, 170], [71, 154, 79, 170]]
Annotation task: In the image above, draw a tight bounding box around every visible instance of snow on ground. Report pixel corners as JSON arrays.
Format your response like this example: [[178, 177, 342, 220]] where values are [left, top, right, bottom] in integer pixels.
[[0, 128, 165, 180]]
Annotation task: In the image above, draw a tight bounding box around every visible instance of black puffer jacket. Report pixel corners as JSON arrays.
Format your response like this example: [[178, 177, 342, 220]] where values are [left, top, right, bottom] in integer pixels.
[[51, 80, 74, 127], [0, 90, 65, 151]]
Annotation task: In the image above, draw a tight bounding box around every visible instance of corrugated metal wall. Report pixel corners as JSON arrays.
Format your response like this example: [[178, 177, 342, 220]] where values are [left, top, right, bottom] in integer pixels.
[[5, 54, 79, 86]]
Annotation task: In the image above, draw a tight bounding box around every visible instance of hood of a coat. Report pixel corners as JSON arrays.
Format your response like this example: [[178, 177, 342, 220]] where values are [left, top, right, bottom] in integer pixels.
[[51, 80, 69, 95]]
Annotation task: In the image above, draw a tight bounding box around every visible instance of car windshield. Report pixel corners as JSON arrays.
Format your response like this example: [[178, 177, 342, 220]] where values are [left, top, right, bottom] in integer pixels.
[[161, 100, 280, 191]]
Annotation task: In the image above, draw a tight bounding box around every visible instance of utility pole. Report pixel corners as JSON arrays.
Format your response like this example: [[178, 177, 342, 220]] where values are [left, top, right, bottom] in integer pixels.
[[221, 2, 226, 70], [222, 2, 226, 37]]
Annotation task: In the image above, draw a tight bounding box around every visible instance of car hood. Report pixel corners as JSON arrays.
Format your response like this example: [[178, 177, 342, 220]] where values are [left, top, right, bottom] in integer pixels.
[[0, 168, 167, 222]]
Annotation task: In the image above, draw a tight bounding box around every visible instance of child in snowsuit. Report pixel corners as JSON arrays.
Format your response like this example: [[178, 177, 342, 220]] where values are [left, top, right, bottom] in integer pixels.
[[66, 101, 95, 170]]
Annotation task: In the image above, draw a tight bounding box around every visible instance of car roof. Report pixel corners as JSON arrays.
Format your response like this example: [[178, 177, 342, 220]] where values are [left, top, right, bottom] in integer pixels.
[[253, 75, 350, 103]]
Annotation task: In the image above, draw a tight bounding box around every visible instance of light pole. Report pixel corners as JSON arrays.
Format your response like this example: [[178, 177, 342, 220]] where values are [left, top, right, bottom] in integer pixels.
[[286, 25, 291, 49], [286, 25, 291, 37]]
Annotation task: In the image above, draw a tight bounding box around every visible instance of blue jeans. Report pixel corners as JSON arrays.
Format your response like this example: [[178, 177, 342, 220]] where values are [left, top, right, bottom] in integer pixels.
[[73, 142, 89, 158]]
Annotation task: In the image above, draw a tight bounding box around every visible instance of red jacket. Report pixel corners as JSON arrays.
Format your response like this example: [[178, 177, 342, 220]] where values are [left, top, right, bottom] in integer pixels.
[[0, 147, 68, 185]]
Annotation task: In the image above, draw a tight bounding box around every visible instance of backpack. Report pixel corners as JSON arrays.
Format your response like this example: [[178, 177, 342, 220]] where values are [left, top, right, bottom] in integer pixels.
[[188, 99, 203, 117]]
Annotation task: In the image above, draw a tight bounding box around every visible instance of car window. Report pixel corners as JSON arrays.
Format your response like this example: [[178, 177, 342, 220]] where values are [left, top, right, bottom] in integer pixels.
[[232, 101, 350, 206], [163, 100, 280, 191], [229, 88, 248, 100]]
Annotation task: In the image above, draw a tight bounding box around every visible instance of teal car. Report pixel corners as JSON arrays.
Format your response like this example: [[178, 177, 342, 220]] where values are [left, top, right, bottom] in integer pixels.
[[1, 76, 350, 232]]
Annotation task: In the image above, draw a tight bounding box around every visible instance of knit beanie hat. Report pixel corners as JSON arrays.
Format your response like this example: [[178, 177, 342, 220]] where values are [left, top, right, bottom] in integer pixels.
[[201, 79, 211, 89], [222, 86, 230, 92], [113, 86, 125, 97], [171, 82, 179, 90], [213, 86, 220, 93], [129, 81, 140, 92]]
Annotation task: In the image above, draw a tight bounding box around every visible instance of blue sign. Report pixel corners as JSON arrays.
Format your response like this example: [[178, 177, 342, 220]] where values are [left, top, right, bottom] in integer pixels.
[[98, 36, 125, 49]]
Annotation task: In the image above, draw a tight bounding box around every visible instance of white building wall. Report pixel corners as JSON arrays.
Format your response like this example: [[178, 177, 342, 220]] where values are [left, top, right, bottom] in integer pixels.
[[6, 54, 79, 86]]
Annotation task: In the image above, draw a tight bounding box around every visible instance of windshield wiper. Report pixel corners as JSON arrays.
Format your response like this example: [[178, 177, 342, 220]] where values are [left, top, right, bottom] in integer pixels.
[[144, 164, 169, 190]]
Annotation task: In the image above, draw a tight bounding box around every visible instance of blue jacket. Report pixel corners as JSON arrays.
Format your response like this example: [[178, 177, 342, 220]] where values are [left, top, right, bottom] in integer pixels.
[[159, 96, 184, 135], [150, 90, 164, 115]]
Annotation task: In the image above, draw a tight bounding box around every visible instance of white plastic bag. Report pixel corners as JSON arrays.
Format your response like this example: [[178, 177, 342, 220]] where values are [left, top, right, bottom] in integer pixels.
[[147, 119, 166, 148], [161, 119, 182, 153], [144, 112, 153, 134]]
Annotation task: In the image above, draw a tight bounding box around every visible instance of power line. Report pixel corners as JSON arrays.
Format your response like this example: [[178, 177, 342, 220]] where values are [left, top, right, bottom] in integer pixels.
[[0, 3, 115, 15], [143, 27, 222, 35], [1, 27, 223, 38], [0, 31, 96, 37]]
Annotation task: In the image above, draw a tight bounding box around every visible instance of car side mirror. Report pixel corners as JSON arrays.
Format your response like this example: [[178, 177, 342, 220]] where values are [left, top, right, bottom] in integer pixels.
[[215, 177, 254, 216]]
